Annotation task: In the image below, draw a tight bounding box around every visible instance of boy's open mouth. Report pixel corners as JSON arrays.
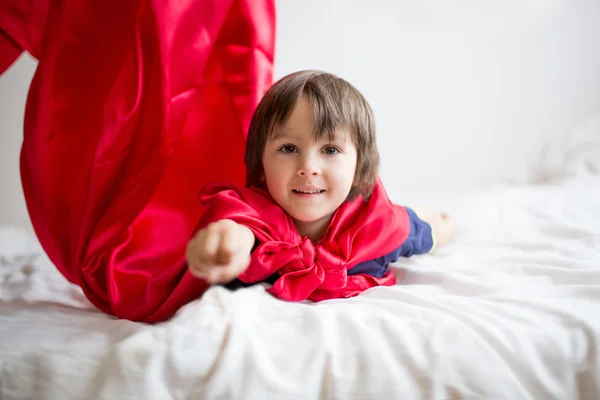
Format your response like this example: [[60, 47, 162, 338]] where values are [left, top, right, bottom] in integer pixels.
[[292, 189, 325, 194]]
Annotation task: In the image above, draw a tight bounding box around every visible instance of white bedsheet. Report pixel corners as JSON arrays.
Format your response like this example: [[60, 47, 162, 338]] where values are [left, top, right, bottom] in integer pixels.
[[2, 174, 600, 400]]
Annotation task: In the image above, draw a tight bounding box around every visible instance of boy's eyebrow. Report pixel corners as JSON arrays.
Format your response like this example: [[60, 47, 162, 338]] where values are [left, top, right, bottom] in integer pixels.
[[270, 130, 296, 141], [270, 130, 351, 145]]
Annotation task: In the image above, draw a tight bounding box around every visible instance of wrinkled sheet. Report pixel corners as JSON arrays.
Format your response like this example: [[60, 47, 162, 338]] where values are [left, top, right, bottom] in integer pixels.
[[2, 173, 599, 399]]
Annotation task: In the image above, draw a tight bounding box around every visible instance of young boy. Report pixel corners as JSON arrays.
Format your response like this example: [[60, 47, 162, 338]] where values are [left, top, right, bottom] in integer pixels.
[[186, 70, 457, 302]]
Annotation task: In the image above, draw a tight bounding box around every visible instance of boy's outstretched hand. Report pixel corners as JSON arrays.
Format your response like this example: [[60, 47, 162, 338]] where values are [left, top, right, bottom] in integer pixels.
[[411, 206, 458, 249], [186, 219, 255, 284]]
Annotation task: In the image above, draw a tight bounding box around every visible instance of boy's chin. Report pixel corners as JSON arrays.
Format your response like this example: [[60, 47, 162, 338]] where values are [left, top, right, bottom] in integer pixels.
[[289, 212, 331, 224]]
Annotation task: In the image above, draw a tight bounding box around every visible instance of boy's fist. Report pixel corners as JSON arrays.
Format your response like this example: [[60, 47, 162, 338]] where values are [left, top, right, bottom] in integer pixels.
[[186, 219, 255, 284]]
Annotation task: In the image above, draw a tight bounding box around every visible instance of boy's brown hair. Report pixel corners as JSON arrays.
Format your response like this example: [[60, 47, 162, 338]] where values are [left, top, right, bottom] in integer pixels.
[[245, 70, 379, 200]]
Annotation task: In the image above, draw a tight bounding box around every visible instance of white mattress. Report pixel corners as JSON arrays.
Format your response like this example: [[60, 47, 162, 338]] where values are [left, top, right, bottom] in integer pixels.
[[2, 172, 599, 400]]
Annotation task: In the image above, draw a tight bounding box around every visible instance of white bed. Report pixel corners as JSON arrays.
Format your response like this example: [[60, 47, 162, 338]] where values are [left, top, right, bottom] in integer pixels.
[[1, 118, 600, 400]]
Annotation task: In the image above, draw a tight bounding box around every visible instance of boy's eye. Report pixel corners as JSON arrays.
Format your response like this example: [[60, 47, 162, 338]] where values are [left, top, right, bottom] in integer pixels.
[[279, 145, 297, 153], [323, 146, 340, 155]]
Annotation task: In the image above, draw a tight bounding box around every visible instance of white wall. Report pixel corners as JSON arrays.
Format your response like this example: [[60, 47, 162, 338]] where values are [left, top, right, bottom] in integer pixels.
[[0, 54, 36, 231], [2, 0, 600, 228], [274, 0, 600, 203]]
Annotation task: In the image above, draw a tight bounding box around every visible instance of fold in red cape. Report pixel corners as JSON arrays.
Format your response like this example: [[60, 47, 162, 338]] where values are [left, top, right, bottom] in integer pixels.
[[197, 179, 410, 302], [1, 0, 275, 322]]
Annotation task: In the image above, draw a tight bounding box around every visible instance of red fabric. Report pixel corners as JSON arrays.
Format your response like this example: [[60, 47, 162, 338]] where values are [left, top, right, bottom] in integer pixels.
[[0, 0, 50, 73], [197, 179, 409, 301], [0, 32, 23, 75], [1, 0, 275, 322]]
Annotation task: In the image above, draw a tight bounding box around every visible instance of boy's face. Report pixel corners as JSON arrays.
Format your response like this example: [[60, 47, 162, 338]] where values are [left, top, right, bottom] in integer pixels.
[[262, 95, 357, 237]]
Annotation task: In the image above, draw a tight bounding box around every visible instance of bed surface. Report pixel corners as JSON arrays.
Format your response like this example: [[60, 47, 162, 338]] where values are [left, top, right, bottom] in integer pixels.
[[2, 171, 599, 399]]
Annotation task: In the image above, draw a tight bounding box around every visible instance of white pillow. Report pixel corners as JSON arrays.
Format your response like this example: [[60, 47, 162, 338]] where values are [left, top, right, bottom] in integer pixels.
[[535, 113, 600, 181]]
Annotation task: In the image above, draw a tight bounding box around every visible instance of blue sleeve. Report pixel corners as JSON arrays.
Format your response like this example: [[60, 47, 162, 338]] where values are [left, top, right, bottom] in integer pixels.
[[398, 207, 435, 256]]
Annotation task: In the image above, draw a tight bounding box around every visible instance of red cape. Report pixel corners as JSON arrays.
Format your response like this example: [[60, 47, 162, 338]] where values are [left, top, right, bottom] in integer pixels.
[[197, 179, 410, 302], [1, 0, 275, 322]]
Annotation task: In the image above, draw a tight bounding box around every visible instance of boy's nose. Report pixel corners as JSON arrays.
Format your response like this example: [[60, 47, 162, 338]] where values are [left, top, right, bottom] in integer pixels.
[[298, 169, 318, 177], [297, 156, 320, 177]]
